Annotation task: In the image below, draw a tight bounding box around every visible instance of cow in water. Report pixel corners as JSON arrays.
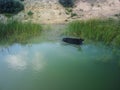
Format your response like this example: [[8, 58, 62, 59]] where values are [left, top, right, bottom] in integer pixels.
[[62, 38, 84, 45]]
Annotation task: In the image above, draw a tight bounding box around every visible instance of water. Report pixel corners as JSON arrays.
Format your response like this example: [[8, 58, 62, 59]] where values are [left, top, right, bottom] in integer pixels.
[[0, 25, 120, 90]]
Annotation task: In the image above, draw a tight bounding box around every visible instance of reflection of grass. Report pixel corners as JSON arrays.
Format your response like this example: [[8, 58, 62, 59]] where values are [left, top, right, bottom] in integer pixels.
[[66, 19, 120, 47], [0, 20, 42, 44]]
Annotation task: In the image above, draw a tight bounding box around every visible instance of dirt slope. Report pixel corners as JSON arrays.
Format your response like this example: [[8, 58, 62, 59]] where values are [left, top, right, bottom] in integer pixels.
[[0, 0, 120, 24]]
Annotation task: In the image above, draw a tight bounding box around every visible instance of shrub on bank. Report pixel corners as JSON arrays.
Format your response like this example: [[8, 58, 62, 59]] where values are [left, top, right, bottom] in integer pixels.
[[59, 0, 74, 7], [0, 0, 24, 14]]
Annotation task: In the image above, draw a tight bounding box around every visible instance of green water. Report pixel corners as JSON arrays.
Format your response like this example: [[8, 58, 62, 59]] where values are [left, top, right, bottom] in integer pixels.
[[0, 25, 120, 90]]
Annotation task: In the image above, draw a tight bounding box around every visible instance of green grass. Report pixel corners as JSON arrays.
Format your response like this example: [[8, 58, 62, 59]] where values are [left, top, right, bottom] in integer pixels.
[[0, 20, 42, 44], [71, 13, 77, 17], [66, 19, 120, 47]]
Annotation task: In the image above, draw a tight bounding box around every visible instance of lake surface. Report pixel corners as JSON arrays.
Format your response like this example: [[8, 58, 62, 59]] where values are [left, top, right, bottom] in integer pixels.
[[0, 25, 120, 90]]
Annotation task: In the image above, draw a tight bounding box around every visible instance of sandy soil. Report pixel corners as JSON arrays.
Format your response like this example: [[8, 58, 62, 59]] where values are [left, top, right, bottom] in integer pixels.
[[0, 0, 120, 24]]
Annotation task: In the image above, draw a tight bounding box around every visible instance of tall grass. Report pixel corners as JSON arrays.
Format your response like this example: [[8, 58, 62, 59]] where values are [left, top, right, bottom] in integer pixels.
[[0, 20, 42, 44], [66, 19, 120, 47]]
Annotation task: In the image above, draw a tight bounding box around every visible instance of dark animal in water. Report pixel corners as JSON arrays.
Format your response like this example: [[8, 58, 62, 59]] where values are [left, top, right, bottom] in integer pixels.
[[62, 38, 84, 45]]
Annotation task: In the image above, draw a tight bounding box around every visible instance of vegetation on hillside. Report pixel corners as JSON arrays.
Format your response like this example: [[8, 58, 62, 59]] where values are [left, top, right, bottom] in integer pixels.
[[59, 0, 74, 7], [0, 0, 24, 14]]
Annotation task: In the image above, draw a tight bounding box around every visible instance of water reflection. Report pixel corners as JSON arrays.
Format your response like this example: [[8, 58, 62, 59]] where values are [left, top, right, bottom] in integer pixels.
[[32, 52, 46, 71], [61, 41, 82, 51], [0, 44, 46, 71], [0, 41, 120, 90], [81, 44, 116, 62], [5, 51, 28, 70], [0, 42, 120, 72]]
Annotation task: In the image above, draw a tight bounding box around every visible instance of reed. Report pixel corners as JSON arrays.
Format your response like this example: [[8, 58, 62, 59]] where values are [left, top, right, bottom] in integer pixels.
[[0, 20, 42, 44], [66, 19, 120, 47]]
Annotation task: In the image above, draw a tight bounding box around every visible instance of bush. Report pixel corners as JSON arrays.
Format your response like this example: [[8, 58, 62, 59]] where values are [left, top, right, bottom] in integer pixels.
[[71, 13, 77, 17], [27, 10, 34, 16], [0, 0, 24, 14], [59, 0, 74, 7]]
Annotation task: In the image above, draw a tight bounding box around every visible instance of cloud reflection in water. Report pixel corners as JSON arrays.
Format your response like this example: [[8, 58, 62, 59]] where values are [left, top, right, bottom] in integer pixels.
[[32, 52, 46, 71], [5, 49, 46, 71]]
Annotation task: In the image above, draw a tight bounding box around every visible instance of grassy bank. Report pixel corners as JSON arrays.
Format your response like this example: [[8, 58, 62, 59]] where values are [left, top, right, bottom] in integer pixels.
[[66, 19, 120, 47], [0, 20, 42, 44]]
